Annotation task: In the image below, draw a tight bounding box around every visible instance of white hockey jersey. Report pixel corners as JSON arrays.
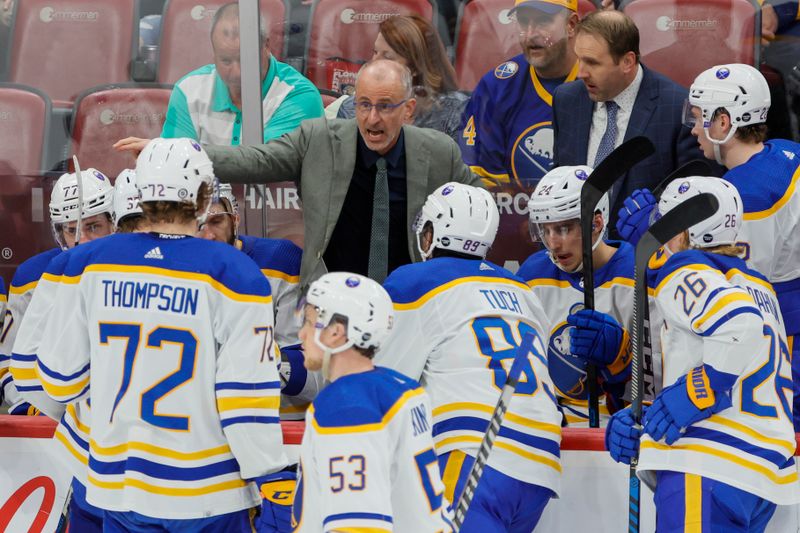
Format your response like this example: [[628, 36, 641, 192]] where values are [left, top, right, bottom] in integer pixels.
[[35, 232, 287, 519], [379, 257, 562, 494], [517, 241, 662, 425], [725, 139, 800, 335], [638, 250, 799, 505], [1, 247, 61, 414], [291, 367, 454, 532]]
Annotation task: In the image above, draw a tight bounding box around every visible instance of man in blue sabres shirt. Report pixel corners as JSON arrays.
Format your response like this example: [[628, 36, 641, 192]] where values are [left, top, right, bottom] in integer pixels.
[[459, 0, 580, 267]]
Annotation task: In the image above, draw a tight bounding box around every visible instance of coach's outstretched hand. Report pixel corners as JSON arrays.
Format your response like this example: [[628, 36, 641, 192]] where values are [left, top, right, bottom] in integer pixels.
[[112, 137, 152, 158], [616, 188, 656, 246], [606, 407, 641, 465]]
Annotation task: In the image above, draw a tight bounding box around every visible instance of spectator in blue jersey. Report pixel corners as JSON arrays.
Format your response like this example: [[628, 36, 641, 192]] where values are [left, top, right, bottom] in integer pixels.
[[114, 2, 323, 151], [337, 14, 468, 143], [459, 0, 580, 266], [552, 10, 702, 236]]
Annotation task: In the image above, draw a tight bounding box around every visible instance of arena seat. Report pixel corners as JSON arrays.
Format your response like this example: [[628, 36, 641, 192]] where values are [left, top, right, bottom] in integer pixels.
[[304, 0, 436, 91], [454, 0, 597, 91], [157, 0, 288, 84], [68, 84, 172, 178], [7, 0, 138, 107], [0, 84, 50, 175], [622, 0, 761, 88], [319, 88, 344, 107]]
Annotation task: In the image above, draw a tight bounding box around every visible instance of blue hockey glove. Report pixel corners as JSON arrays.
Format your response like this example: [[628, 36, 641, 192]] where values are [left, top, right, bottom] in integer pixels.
[[643, 366, 732, 445], [605, 407, 642, 465], [616, 189, 656, 246], [567, 309, 631, 383], [279, 344, 307, 397], [253, 469, 297, 533], [9, 402, 41, 416]]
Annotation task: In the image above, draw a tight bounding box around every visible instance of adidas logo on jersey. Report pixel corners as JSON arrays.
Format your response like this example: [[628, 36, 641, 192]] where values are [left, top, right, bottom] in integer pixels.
[[783, 150, 795, 160], [479, 262, 494, 271], [144, 247, 164, 260]]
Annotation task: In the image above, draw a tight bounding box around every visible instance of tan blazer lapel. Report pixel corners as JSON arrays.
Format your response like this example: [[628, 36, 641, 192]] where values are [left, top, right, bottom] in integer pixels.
[[404, 127, 430, 261]]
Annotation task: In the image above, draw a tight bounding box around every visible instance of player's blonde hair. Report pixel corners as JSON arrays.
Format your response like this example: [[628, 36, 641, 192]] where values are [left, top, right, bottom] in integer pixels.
[[141, 183, 212, 225]]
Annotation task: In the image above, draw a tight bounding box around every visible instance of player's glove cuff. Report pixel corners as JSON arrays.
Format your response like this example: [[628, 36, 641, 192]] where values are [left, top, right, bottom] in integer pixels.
[[599, 328, 632, 384], [279, 344, 307, 397]]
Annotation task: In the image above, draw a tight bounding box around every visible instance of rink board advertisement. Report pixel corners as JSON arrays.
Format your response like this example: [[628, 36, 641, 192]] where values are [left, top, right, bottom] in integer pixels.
[[1, 417, 798, 532]]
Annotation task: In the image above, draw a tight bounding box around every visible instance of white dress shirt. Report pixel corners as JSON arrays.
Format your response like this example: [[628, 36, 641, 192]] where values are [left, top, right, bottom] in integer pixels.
[[586, 65, 644, 167]]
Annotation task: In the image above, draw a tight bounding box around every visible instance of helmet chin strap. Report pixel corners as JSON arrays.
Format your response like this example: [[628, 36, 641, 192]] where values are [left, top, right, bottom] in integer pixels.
[[703, 126, 736, 166], [314, 326, 353, 382]]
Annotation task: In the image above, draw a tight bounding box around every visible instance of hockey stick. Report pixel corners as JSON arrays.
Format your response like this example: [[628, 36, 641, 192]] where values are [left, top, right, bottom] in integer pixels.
[[452, 332, 536, 531], [72, 156, 84, 245], [651, 159, 713, 198], [54, 484, 72, 533], [580, 136, 655, 428], [628, 192, 719, 533]]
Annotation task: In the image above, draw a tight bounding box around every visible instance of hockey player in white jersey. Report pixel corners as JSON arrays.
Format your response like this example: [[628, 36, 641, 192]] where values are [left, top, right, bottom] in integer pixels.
[[198, 183, 317, 532], [291, 272, 454, 532], [113, 168, 148, 233], [34, 138, 288, 531], [4, 168, 116, 531], [517, 166, 641, 425], [607, 177, 799, 531], [617, 63, 800, 430], [378, 183, 560, 532]]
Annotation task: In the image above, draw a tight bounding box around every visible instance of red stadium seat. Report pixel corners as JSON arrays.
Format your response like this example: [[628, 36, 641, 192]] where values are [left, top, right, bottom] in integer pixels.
[[0, 174, 58, 288], [0, 84, 50, 175], [157, 0, 288, 84], [454, 0, 596, 91], [304, 0, 436, 91], [69, 84, 172, 178], [7, 0, 138, 107], [319, 88, 344, 107], [622, 0, 761, 88]]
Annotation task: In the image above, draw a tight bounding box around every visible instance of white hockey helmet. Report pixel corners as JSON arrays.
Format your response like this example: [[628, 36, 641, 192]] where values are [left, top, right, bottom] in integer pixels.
[[217, 182, 239, 215], [412, 183, 499, 260], [50, 169, 114, 249], [305, 272, 394, 379], [135, 138, 216, 208], [658, 176, 742, 248], [685, 64, 771, 147], [528, 165, 608, 235], [113, 169, 143, 228], [50, 168, 114, 224]]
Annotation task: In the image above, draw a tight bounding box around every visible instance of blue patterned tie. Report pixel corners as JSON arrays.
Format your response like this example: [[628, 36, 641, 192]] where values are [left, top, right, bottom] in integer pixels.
[[594, 100, 619, 167], [368, 157, 389, 283]]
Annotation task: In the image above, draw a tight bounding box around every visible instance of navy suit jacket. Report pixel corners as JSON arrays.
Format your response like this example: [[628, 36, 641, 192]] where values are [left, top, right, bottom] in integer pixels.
[[553, 64, 722, 235]]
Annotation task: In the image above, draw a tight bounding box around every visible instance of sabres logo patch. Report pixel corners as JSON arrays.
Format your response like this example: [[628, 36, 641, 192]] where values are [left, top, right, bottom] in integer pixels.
[[495, 61, 519, 79]]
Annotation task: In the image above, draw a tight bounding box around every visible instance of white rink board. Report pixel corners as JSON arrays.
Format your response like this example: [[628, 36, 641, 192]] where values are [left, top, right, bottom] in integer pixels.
[[1, 424, 798, 533]]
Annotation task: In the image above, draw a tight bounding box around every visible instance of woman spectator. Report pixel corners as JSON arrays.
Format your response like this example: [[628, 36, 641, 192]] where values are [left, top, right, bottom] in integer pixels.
[[336, 14, 468, 143]]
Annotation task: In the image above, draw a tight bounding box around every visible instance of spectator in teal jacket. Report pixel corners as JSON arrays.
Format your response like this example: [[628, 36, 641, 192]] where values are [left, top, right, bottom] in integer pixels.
[[115, 2, 323, 152]]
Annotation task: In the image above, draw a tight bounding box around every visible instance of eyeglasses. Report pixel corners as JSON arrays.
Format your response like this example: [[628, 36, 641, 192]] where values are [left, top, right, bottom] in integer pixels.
[[354, 99, 408, 115]]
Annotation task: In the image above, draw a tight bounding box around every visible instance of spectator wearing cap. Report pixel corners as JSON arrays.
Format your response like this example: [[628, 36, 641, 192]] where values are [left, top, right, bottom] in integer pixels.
[[458, 0, 580, 265], [552, 10, 709, 235]]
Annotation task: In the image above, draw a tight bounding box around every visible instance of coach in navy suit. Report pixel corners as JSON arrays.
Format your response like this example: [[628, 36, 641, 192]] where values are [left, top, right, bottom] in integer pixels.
[[553, 10, 716, 236]]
